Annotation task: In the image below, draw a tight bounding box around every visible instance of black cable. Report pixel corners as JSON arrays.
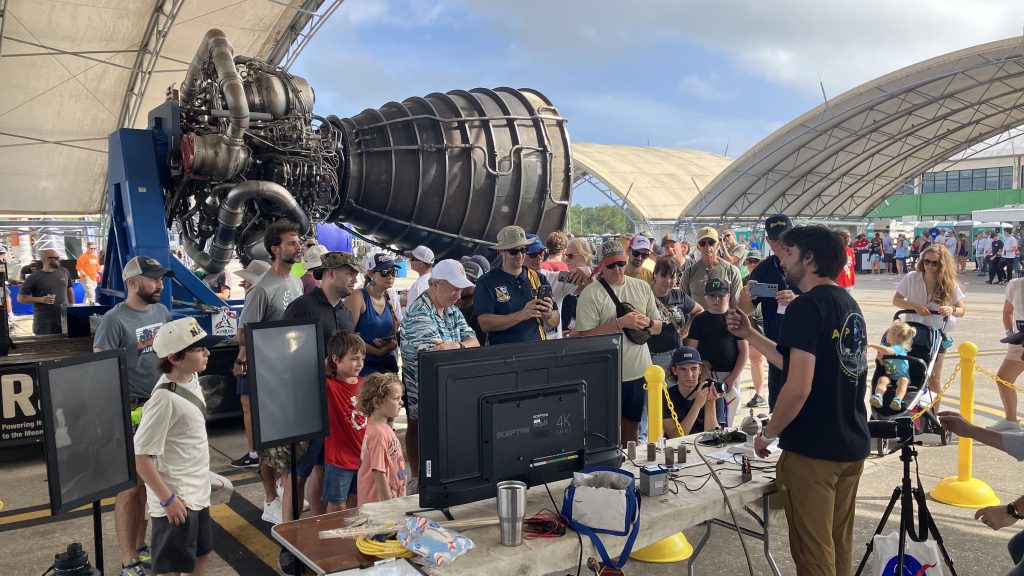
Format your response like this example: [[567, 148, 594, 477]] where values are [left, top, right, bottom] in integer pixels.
[[691, 435, 756, 576], [536, 468, 582, 576], [39, 566, 54, 576]]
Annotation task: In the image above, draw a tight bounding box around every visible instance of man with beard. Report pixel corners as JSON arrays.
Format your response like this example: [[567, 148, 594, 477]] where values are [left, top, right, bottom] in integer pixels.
[[727, 225, 869, 576], [624, 236, 655, 283], [18, 248, 74, 334], [93, 255, 174, 576], [400, 259, 480, 492], [679, 227, 742, 309], [230, 219, 305, 528]]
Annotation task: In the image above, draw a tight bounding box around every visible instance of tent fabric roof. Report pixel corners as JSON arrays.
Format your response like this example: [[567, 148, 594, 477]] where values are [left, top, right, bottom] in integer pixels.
[[0, 0, 315, 215], [572, 142, 732, 221], [689, 37, 1024, 221]]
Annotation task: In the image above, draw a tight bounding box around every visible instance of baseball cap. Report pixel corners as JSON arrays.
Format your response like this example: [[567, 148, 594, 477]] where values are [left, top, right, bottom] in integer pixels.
[[404, 245, 435, 264], [492, 226, 530, 250], [524, 234, 546, 254], [122, 256, 175, 281], [764, 214, 794, 240], [704, 277, 729, 296], [431, 259, 474, 289], [313, 251, 360, 280], [746, 249, 763, 261], [303, 244, 329, 271], [671, 346, 703, 366], [153, 317, 221, 358], [696, 227, 719, 243], [630, 236, 652, 253], [462, 261, 483, 282], [364, 252, 399, 273], [461, 255, 491, 276], [600, 240, 627, 266], [236, 259, 270, 285], [661, 233, 680, 245]]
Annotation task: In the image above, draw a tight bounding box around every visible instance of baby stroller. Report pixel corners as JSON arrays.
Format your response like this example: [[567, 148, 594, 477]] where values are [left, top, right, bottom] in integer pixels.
[[869, 309, 952, 456]]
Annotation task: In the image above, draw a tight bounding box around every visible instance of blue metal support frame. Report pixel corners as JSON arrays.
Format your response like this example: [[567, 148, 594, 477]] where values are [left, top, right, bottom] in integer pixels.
[[65, 127, 241, 334]]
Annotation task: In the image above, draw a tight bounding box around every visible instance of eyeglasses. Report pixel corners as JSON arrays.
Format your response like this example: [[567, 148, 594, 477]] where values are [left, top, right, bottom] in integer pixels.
[[922, 259, 941, 267], [630, 250, 650, 258], [604, 261, 626, 269], [746, 258, 761, 264], [527, 250, 546, 258], [698, 240, 717, 247], [505, 248, 526, 256], [375, 268, 397, 277]]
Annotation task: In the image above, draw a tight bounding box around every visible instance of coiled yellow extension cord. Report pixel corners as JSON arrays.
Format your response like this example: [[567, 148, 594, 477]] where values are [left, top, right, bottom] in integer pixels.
[[355, 534, 414, 559]]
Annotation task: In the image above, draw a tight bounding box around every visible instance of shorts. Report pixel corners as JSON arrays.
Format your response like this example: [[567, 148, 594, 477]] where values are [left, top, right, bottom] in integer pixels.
[[235, 374, 249, 396], [402, 369, 419, 421], [322, 464, 359, 503], [869, 254, 881, 263], [260, 441, 309, 473], [151, 507, 212, 574], [884, 254, 894, 263], [296, 436, 324, 478], [622, 377, 646, 423], [1006, 344, 1024, 363]]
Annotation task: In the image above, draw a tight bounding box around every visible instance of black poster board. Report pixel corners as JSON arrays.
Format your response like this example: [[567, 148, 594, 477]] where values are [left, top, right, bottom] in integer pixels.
[[38, 350, 136, 514], [245, 319, 326, 449]]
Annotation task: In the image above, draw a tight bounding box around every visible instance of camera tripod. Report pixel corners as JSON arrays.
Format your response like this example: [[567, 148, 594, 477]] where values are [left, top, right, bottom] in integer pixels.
[[855, 438, 956, 575]]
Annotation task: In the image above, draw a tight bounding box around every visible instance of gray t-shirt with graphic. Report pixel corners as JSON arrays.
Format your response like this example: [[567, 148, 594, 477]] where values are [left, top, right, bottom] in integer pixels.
[[93, 302, 172, 400], [238, 271, 303, 327]]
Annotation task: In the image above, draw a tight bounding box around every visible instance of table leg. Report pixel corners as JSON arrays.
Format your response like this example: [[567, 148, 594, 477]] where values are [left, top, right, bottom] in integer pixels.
[[686, 522, 713, 576], [760, 494, 781, 576]]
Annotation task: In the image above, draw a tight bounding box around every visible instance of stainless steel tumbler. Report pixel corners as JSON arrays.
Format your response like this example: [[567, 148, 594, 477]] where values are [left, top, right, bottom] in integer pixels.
[[496, 480, 527, 546]]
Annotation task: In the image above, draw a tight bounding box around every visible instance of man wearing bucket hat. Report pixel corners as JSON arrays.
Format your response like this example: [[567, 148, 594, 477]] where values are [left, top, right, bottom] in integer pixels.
[[401, 259, 481, 489], [574, 240, 662, 444], [678, 226, 742, 309], [473, 226, 559, 345]]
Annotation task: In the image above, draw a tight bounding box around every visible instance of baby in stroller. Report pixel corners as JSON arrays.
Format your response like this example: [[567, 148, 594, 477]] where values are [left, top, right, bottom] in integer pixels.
[[868, 320, 917, 411]]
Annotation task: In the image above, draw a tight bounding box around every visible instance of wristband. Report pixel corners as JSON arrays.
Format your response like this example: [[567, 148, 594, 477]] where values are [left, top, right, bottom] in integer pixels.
[[161, 493, 177, 508], [758, 429, 777, 442]]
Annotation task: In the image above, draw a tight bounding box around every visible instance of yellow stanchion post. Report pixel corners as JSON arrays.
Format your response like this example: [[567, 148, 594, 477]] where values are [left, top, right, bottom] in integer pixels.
[[645, 364, 664, 443], [931, 342, 1000, 508], [631, 365, 693, 564]]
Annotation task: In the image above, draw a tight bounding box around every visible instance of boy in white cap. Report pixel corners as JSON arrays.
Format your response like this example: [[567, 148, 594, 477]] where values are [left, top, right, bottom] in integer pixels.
[[134, 317, 219, 576]]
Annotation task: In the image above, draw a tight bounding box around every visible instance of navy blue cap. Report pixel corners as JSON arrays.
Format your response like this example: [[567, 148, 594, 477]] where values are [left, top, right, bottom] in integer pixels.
[[671, 346, 703, 365], [524, 233, 545, 254], [764, 214, 794, 240]]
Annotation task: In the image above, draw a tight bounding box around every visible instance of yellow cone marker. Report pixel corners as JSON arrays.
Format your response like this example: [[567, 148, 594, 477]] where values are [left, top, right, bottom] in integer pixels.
[[645, 364, 665, 443], [931, 342, 1000, 508]]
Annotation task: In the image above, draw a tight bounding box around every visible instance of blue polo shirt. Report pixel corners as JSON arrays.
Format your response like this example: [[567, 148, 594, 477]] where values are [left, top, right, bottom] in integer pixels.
[[472, 266, 551, 345]]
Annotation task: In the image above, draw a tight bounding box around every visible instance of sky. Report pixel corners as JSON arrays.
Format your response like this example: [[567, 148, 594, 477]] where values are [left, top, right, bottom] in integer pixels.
[[291, 0, 1024, 206]]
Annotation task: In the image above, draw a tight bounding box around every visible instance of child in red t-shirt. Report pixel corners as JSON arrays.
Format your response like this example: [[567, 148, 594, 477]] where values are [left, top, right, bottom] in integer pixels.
[[356, 373, 408, 505], [322, 331, 368, 512]]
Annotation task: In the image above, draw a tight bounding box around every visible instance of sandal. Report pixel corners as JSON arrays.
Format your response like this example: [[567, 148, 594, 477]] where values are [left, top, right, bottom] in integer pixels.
[[889, 398, 904, 411], [870, 393, 883, 408]]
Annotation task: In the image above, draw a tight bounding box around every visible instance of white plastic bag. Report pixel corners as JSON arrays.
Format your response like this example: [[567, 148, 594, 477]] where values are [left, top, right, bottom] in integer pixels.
[[870, 532, 944, 576], [569, 471, 629, 532]]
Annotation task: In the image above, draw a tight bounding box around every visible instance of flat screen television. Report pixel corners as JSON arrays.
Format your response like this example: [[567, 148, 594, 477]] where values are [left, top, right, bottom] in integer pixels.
[[418, 334, 622, 510], [246, 318, 327, 449], [38, 350, 136, 514]]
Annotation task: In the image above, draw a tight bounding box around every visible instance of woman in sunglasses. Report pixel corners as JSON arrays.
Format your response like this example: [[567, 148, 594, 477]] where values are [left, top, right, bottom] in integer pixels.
[[893, 245, 965, 411], [345, 253, 401, 376]]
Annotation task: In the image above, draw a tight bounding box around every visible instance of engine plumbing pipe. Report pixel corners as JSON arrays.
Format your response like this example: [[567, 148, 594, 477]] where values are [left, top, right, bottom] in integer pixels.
[[931, 341, 999, 508]]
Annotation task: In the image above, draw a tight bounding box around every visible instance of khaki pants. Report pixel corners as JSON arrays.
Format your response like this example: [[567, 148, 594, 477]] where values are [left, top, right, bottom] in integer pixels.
[[82, 277, 97, 304], [777, 450, 865, 576]]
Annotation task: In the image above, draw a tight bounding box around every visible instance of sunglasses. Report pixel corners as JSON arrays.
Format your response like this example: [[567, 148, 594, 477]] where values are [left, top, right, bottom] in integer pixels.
[[374, 268, 397, 277], [922, 259, 941, 267], [630, 250, 650, 258], [527, 250, 546, 258], [505, 248, 526, 256], [698, 239, 717, 247], [746, 258, 761, 264], [604, 261, 626, 269]]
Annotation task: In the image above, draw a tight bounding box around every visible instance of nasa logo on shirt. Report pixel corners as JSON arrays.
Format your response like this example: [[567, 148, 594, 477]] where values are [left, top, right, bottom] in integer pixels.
[[495, 286, 510, 303]]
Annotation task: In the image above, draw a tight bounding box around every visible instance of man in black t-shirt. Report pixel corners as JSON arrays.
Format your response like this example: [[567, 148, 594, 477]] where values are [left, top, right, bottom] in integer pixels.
[[727, 225, 869, 576], [686, 277, 746, 426], [988, 232, 1007, 284]]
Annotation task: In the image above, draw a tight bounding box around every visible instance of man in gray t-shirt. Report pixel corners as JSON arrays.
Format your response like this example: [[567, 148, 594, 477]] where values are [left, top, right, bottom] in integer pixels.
[[90, 255, 175, 572], [17, 249, 73, 334], [238, 271, 303, 327]]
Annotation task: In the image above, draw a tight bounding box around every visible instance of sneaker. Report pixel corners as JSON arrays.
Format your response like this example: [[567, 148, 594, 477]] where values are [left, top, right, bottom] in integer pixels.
[[745, 394, 767, 408], [135, 546, 152, 571], [889, 398, 904, 411], [120, 562, 146, 576], [231, 452, 259, 468], [869, 394, 883, 408], [988, 418, 1023, 432], [262, 498, 283, 525], [275, 482, 311, 512], [279, 549, 299, 575]]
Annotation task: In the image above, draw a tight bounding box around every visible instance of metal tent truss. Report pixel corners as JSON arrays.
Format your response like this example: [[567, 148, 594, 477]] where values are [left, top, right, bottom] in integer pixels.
[[690, 37, 1024, 221], [266, 0, 343, 70], [117, 0, 187, 129], [573, 172, 653, 233]]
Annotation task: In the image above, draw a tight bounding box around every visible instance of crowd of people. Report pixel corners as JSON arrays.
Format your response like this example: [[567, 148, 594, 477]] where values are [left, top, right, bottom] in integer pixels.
[[73, 212, 1024, 576]]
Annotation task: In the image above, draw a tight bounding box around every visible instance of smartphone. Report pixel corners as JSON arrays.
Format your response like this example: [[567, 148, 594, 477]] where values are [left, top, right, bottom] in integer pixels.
[[536, 285, 553, 300], [557, 271, 571, 283], [749, 282, 779, 298]]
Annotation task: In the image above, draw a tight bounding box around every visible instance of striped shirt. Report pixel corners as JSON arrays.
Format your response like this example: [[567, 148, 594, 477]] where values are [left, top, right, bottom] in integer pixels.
[[399, 294, 476, 388]]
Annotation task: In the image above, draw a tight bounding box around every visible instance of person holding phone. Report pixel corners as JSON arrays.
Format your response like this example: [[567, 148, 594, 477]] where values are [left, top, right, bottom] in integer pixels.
[[345, 253, 401, 375], [740, 214, 802, 409]]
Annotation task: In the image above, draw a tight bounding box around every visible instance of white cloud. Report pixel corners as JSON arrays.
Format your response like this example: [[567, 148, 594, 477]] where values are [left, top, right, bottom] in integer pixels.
[[677, 73, 733, 101]]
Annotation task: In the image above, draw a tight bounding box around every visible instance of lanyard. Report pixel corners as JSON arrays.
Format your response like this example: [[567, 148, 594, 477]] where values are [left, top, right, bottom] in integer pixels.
[[770, 256, 789, 291]]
